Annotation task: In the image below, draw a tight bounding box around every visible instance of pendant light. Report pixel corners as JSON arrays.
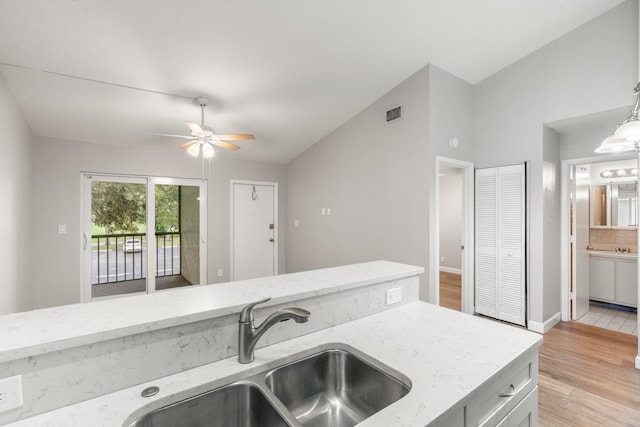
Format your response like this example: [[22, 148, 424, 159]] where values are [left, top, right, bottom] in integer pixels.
[[595, 82, 640, 153]]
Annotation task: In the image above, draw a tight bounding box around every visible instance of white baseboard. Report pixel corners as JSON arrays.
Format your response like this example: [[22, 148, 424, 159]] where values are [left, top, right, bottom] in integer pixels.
[[439, 266, 462, 275], [528, 312, 561, 334]]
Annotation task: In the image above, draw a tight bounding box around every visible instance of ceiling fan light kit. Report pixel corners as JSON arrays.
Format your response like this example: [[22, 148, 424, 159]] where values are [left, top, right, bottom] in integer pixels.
[[158, 96, 255, 159]]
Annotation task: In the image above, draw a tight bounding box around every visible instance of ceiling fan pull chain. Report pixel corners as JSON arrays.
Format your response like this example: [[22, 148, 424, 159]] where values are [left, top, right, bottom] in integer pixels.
[[252, 185, 258, 201]]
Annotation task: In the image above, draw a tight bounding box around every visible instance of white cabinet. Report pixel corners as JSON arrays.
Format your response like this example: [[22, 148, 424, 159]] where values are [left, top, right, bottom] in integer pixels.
[[616, 259, 637, 306], [467, 351, 538, 426], [589, 253, 637, 308], [496, 387, 538, 427], [433, 348, 539, 427], [589, 257, 615, 301]]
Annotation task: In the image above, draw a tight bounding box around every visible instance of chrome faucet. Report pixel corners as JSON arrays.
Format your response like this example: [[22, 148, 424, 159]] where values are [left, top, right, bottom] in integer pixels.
[[238, 297, 310, 364]]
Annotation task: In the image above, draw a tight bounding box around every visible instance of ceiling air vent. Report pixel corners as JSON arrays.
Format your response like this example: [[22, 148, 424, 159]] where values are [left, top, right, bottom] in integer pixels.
[[385, 106, 402, 124]]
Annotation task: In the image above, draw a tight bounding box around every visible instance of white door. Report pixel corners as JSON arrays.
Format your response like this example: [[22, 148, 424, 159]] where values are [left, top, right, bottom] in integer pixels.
[[231, 181, 277, 281], [475, 164, 526, 327], [573, 165, 590, 320]]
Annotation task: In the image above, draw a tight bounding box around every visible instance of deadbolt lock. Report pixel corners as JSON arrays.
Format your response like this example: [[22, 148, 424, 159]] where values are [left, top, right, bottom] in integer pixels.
[[269, 223, 274, 230]]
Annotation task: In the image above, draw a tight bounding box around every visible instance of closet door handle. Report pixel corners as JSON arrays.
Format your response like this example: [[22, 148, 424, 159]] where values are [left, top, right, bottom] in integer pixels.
[[499, 384, 516, 398], [83, 233, 88, 250]]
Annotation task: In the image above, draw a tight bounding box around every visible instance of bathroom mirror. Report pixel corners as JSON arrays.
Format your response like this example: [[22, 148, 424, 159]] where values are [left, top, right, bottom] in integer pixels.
[[612, 182, 637, 228], [590, 184, 609, 228], [590, 182, 638, 229]]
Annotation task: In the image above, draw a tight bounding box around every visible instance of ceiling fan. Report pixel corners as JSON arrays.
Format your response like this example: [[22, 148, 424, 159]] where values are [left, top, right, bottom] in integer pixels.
[[159, 97, 255, 158]]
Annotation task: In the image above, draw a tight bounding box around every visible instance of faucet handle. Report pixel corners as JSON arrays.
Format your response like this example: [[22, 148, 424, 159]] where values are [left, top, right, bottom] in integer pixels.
[[239, 297, 272, 323]]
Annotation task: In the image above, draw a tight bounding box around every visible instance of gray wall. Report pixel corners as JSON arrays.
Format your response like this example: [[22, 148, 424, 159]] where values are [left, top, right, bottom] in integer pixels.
[[559, 122, 621, 160], [0, 71, 33, 315], [439, 169, 462, 271], [286, 66, 431, 297], [31, 137, 286, 309], [286, 64, 476, 301], [474, 0, 637, 327], [427, 65, 475, 162]]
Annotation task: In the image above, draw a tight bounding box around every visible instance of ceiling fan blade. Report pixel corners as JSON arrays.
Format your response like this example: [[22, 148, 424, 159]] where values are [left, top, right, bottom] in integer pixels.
[[216, 134, 255, 141], [152, 133, 194, 139], [179, 140, 198, 149], [213, 140, 241, 150], [186, 121, 204, 135]]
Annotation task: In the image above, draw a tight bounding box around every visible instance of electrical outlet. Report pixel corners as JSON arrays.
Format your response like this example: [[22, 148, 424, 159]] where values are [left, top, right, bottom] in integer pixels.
[[217, 269, 223, 277], [0, 376, 23, 413], [385, 287, 402, 305]]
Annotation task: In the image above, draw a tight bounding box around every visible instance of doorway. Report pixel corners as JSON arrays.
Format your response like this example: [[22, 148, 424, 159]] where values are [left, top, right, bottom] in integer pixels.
[[433, 156, 474, 314], [230, 180, 278, 281], [562, 156, 638, 333], [438, 166, 463, 311], [82, 174, 207, 301]]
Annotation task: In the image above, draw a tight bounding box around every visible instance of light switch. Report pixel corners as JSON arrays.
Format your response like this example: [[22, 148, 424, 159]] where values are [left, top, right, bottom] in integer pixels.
[[58, 224, 67, 234], [294, 220, 299, 228], [321, 208, 326, 216], [327, 208, 331, 215]]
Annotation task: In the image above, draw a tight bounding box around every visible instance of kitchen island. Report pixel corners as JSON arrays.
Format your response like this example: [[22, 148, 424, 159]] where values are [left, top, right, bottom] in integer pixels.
[[11, 300, 542, 426]]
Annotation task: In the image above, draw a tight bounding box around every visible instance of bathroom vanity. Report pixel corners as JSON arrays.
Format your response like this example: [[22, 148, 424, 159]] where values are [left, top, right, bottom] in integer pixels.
[[0, 261, 542, 426], [589, 250, 637, 308]]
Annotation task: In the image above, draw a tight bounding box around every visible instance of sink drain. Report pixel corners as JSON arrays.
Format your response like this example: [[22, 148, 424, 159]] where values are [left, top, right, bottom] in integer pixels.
[[141, 386, 159, 398]]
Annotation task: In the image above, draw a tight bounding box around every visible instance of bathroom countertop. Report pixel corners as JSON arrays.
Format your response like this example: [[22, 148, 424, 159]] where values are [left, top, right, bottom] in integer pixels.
[[588, 249, 638, 260], [0, 260, 422, 364], [11, 301, 543, 427]]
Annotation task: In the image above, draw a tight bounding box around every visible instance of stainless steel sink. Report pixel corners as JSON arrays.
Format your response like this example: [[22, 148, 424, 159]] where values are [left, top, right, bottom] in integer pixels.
[[128, 382, 289, 427], [126, 344, 410, 427], [265, 348, 411, 427]]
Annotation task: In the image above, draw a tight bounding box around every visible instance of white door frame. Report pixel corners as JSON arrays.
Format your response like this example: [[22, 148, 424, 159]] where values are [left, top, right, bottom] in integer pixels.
[[560, 153, 635, 322], [153, 177, 208, 287], [230, 180, 279, 281], [431, 156, 475, 314], [81, 174, 207, 302]]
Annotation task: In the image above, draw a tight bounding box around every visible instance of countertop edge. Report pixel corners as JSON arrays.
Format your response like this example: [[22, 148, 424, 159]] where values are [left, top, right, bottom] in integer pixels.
[[0, 261, 424, 363]]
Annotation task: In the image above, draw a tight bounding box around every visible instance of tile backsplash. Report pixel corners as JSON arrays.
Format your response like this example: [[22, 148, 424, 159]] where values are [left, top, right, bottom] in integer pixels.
[[589, 228, 638, 252]]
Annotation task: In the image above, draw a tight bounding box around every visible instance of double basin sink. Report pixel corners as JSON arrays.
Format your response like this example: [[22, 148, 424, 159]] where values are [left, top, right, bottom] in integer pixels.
[[128, 343, 411, 427]]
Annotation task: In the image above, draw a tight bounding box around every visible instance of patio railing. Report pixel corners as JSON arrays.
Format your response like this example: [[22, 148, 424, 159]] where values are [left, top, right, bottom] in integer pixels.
[[91, 232, 181, 285]]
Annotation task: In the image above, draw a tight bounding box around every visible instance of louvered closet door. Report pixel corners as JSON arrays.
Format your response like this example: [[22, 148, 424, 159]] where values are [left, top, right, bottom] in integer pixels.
[[475, 168, 498, 318], [475, 164, 526, 327]]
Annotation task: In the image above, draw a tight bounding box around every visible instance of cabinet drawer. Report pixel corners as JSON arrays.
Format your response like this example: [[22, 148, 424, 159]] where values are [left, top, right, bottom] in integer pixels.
[[467, 354, 537, 427]]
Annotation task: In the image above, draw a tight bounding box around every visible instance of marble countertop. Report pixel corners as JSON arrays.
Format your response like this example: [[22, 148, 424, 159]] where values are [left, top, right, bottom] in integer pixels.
[[12, 301, 543, 427], [588, 250, 637, 260], [0, 261, 422, 364]]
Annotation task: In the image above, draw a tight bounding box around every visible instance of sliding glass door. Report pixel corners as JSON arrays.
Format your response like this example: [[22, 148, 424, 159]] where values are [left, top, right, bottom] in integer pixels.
[[82, 175, 207, 301]]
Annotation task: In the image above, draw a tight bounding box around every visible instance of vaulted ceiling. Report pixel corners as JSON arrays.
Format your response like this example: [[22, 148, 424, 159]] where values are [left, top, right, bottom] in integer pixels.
[[0, 0, 626, 163]]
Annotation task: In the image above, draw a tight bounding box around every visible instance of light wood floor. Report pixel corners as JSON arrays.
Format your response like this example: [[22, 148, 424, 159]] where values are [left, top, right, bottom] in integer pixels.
[[439, 271, 461, 311], [538, 322, 640, 426], [438, 272, 640, 426]]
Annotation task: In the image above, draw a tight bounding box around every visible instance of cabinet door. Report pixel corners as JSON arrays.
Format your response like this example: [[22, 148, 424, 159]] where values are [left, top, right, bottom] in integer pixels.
[[589, 257, 615, 301], [496, 387, 538, 427], [615, 260, 637, 306]]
